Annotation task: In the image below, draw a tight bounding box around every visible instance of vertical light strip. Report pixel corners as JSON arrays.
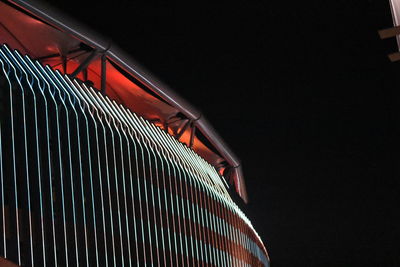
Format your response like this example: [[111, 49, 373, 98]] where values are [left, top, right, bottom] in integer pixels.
[[0, 57, 8, 261], [0, 71, 5, 259]]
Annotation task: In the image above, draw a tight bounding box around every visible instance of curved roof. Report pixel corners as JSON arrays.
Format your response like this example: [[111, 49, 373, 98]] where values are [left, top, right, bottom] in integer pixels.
[[0, 0, 248, 201]]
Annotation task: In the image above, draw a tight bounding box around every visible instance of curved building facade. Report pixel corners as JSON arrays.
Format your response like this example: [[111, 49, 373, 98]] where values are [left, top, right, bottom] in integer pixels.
[[0, 1, 269, 266]]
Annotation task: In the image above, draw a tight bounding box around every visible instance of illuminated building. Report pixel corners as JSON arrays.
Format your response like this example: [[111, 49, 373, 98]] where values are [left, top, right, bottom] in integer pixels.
[[0, 0, 269, 266]]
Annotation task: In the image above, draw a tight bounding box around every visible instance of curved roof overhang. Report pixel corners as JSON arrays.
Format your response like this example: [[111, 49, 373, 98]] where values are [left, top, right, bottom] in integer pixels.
[[0, 0, 248, 202]]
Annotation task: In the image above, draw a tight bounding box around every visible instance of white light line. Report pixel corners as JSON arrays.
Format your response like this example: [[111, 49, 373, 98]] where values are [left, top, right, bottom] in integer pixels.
[[0, 66, 5, 259]]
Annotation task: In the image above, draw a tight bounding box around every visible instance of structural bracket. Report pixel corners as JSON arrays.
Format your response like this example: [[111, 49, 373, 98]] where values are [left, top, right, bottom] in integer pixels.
[[378, 26, 400, 39], [70, 49, 98, 78], [176, 119, 191, 140]]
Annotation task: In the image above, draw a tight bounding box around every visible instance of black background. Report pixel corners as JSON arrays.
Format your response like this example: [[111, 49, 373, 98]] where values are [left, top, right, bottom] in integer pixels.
[[45, 1, 400, 266]]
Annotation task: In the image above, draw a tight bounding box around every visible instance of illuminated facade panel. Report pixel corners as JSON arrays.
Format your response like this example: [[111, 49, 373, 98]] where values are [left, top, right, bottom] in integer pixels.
[[0, 45, 269, 266]]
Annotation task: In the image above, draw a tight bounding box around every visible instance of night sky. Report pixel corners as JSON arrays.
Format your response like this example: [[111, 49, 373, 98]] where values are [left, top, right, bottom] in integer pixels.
[[46, 1, 399, 266]]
